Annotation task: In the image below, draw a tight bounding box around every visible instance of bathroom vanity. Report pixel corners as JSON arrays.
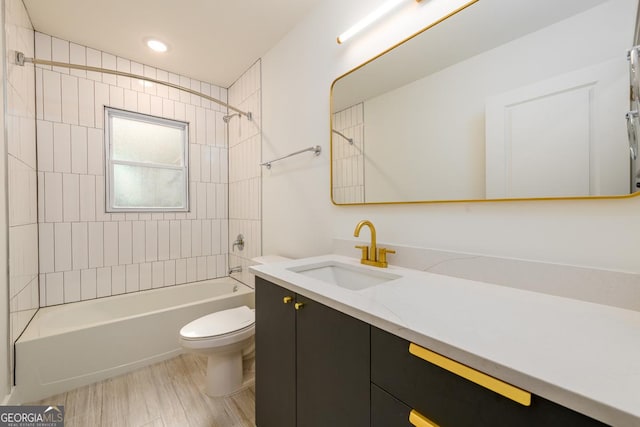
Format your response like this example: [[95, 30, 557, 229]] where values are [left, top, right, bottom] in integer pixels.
[[250, 255, 640, 427]]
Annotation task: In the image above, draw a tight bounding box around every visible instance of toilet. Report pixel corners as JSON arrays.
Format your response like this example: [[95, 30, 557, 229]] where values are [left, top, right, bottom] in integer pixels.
[[179, 255, 291, 397]]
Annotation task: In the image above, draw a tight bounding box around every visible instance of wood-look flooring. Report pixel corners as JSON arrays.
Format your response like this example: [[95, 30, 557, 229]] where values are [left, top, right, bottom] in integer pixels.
[[32, 353, 256, 427]]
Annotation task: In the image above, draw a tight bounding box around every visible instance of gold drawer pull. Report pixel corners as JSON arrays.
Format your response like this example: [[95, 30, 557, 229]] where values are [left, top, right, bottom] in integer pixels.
[[409, 343, 531, 406], [409, 409, 439, 427], [294, 302, 305, 310], [283, 296, 293, 304]]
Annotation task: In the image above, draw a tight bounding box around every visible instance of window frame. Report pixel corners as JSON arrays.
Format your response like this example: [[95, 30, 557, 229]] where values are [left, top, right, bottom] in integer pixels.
[[104, 107, 190, 213]]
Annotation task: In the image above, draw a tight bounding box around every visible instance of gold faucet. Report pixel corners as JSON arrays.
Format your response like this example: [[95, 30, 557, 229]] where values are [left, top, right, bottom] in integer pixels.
[[353, 220, 396, 268]]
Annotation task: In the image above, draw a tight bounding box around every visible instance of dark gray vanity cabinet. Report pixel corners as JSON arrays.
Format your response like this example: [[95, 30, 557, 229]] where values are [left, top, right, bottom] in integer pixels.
[[370, 327, 608, 427], [256, 277, 609, 427], [371, 384, 414, 427], [255, 277, 370, 427]]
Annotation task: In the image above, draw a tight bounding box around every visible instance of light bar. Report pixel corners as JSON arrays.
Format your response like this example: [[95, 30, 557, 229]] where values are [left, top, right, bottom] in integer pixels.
[[337, 0, 421, 44]]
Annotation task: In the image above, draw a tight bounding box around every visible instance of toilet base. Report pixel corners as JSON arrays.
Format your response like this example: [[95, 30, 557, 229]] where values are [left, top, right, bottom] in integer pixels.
[[205, 351, 243, 397]]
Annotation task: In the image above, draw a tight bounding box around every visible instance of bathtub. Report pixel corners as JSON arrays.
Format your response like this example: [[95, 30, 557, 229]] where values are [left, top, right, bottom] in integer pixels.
[[12, 277, 254, 404]]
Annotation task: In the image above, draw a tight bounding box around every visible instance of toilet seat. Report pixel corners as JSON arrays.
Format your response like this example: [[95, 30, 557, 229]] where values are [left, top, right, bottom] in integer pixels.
[[179, 306, 255, 350]]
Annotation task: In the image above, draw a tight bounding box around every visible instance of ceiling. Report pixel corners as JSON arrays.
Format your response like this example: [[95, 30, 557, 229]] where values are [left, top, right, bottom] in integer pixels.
[[23, 0, 322, 88]]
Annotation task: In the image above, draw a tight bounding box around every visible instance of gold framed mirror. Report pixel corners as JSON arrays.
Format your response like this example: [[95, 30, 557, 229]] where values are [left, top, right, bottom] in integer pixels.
[[330, 0, 640, 205]]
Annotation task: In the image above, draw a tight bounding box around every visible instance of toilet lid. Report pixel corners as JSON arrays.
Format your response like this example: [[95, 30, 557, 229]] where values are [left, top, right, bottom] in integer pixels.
[[180, 306, 254, 339]]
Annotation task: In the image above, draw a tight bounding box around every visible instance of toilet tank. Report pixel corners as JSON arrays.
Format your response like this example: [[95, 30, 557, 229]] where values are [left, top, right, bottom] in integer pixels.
[[251, 256, 292, 265]]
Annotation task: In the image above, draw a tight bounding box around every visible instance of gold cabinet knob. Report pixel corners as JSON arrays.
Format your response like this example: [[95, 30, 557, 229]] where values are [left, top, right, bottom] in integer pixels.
[[283, 296, 293, 304], [294, 302, 305, 310]]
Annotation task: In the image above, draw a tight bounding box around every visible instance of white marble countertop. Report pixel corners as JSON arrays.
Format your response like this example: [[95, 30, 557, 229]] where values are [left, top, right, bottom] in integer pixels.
[[250, 254, 640, 427]]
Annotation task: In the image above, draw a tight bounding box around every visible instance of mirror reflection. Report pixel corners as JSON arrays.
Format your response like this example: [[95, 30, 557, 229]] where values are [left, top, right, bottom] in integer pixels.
[[331, 0, 639, 204]]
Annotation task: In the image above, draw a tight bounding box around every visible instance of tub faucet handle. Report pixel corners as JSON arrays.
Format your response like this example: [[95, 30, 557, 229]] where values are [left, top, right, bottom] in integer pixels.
[[232, 234, 245, 251]]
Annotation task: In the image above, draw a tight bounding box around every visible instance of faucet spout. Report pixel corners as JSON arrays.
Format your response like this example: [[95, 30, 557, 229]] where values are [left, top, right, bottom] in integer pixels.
[[353, 219, 395, 268], [353, 220, 377, 261]]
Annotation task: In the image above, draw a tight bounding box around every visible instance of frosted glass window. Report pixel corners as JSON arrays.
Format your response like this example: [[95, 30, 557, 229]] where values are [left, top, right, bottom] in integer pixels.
[[105, 108, 189, 212]]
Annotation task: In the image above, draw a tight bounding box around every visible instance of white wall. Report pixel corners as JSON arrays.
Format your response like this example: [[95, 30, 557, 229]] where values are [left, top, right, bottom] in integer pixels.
[[261, 0, 640, 273], [35, 33, 230, 306]]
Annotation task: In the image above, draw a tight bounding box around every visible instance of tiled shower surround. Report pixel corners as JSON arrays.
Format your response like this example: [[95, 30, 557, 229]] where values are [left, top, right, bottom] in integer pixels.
[[228, 61, 262, 286], [5, 0, 39, 352], [35, 32, 230, 306], [332, 103, 364, 204]]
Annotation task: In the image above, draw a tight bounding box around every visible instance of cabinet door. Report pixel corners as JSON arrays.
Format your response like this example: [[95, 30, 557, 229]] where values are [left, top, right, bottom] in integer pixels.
[[296, 297, 370, 427], [255, 277, 296, 427]]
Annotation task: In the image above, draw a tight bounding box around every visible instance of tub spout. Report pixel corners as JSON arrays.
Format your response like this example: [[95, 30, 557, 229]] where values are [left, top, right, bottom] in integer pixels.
[[229, 266, 242, 275]]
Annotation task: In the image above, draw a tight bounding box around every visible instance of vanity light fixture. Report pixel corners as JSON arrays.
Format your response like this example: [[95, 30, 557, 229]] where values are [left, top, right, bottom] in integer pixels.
[[337, 0, 423, 44], [146, 39, 168, 52]]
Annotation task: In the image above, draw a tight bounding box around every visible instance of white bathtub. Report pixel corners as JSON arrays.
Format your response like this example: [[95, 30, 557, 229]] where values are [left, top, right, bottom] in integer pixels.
[[12, 277, 254, 403]]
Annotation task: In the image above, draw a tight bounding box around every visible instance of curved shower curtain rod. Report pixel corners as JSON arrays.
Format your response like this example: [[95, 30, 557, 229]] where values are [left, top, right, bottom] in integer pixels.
[[15, 51, 252, 120]]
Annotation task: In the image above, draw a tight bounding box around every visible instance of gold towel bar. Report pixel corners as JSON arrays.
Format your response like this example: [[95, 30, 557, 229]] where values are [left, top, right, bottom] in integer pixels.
[[408, 343, 531, 406]]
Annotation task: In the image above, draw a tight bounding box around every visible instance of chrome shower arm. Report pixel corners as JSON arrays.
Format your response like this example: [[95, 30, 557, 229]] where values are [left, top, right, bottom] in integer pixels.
[[332, 129, 354, 144]]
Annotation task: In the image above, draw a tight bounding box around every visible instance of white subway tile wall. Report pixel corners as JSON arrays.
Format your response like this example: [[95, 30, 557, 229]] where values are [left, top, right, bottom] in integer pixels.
[[5, 0, 39, 368], [35, 32, 230, 306], [228, 61, 262, 286], [332, 103, 365, 204]]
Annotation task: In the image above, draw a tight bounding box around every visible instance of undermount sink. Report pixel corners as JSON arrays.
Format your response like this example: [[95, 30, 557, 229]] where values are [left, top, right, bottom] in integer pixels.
[[288, 261, 401, 291]]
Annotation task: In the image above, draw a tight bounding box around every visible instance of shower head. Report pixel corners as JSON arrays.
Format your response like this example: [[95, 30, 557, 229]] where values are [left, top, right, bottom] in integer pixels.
[[223, 113, 241, 123]]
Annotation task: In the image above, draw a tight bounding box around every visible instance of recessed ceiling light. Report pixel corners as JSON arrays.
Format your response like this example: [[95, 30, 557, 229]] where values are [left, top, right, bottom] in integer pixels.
[[146, 39, 168, 53]]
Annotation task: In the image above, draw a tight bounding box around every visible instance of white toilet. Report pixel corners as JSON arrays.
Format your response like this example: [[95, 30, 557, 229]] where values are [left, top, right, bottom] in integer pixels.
[[179, 255, 291, 397], [180, 306, 255, 396]]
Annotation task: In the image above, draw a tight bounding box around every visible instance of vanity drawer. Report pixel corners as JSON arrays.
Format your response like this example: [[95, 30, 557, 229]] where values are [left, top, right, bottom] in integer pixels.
[[371, 383, 413, 427], [370, 327, 607, 427], [373, 383, 446, 427]]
